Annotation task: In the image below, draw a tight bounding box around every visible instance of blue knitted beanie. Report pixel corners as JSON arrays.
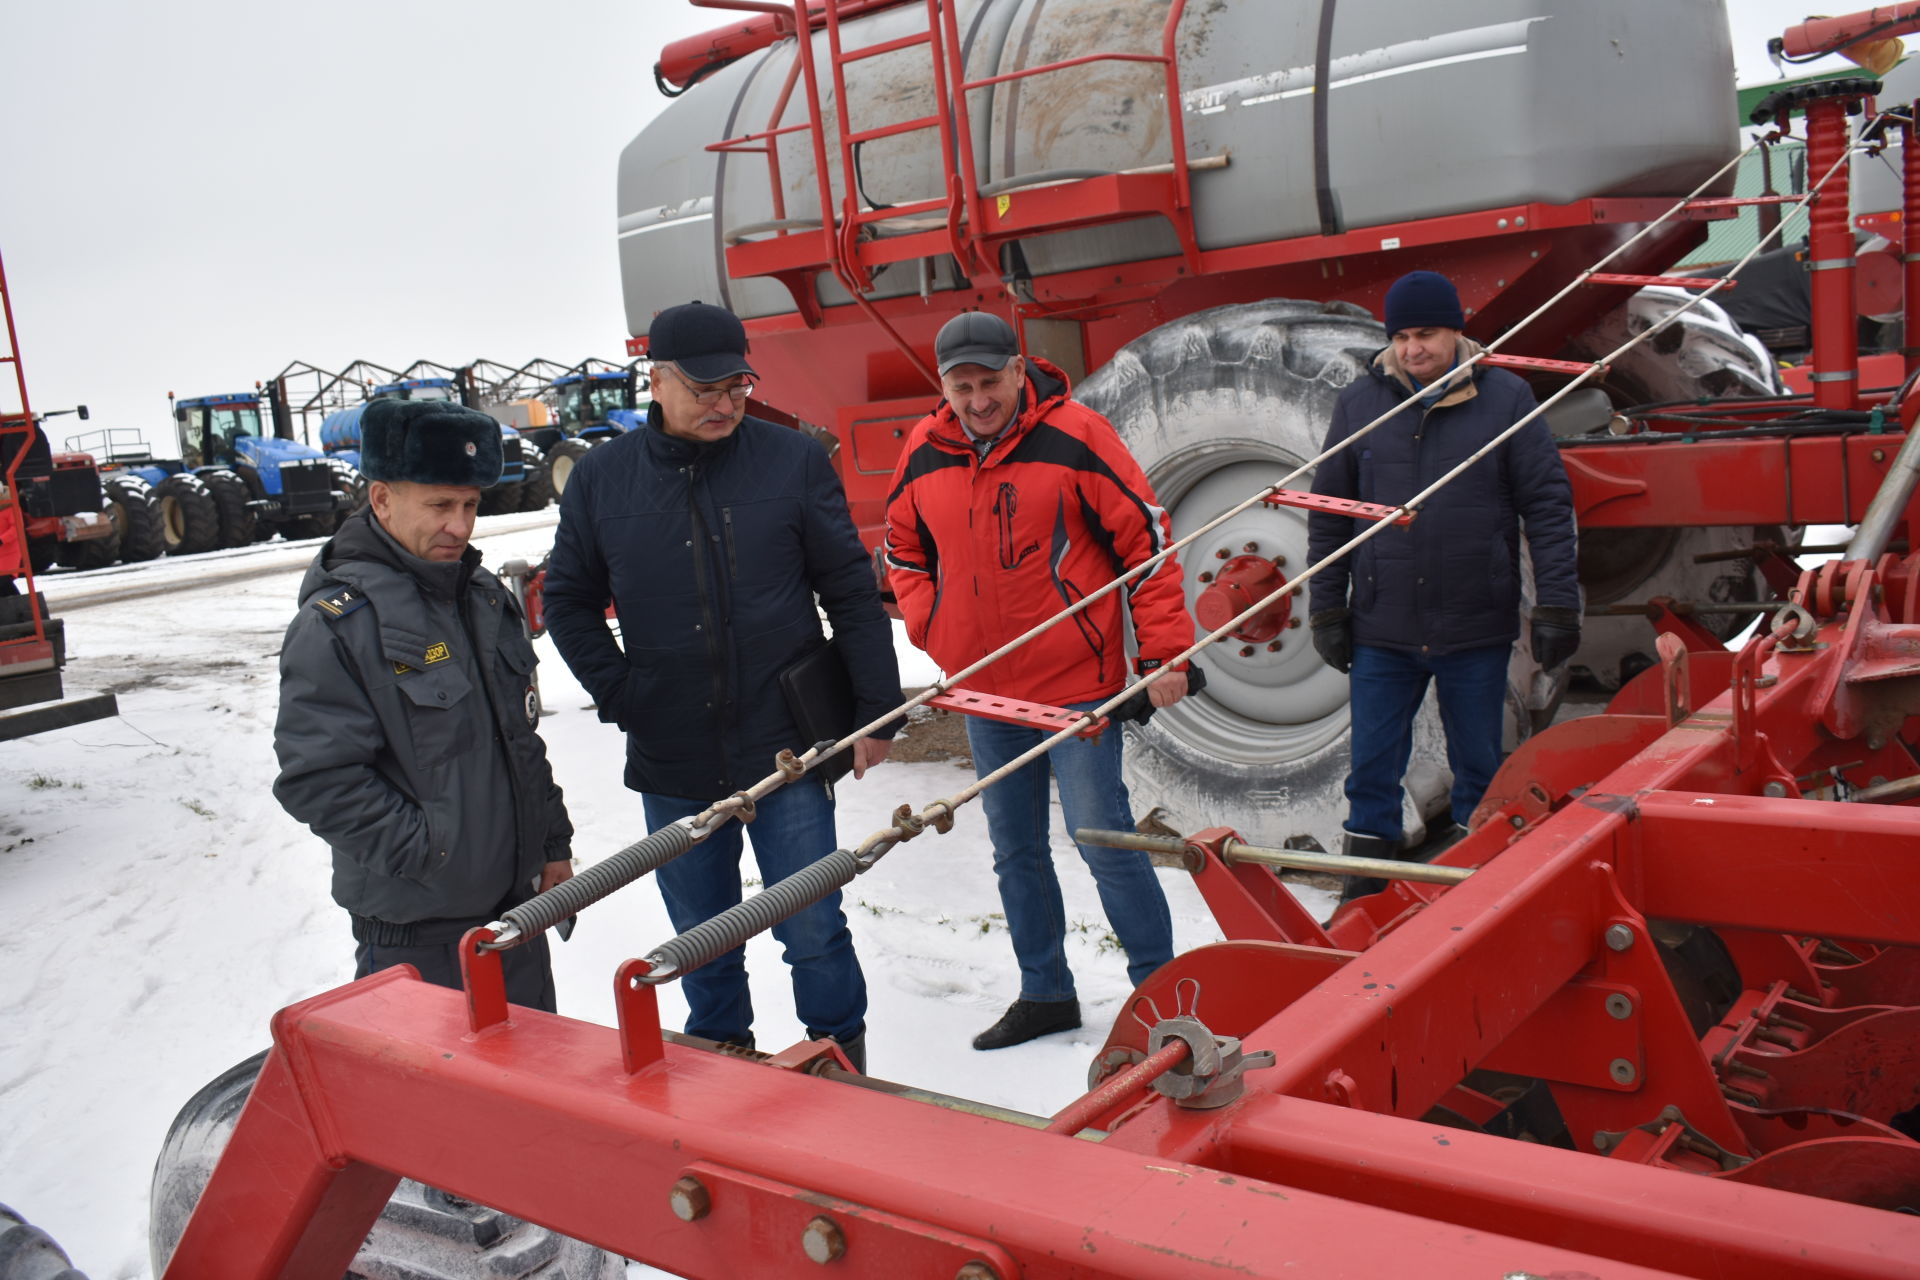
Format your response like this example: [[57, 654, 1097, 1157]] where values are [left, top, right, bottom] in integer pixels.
[[1383, 271, 1465, 334]]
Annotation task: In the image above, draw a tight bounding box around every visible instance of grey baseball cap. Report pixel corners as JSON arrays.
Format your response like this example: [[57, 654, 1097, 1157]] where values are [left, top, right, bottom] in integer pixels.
[[935, 311, 1020, 376]]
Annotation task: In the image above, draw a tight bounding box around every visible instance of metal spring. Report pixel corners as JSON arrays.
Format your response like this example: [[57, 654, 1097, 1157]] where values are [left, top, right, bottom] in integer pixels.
[[645, 849, 862, 979]]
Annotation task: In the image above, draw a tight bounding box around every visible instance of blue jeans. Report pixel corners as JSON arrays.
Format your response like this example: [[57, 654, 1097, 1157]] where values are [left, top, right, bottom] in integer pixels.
[[966, 702, 1174, 1001], [642, 777, 866, 1044], [1344, 642, 1509, 843]]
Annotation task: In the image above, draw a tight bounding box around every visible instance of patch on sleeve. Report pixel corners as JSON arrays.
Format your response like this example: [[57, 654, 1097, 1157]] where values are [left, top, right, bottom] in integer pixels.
[[423, 642, 451, 664], [310, 587, 368, 620]]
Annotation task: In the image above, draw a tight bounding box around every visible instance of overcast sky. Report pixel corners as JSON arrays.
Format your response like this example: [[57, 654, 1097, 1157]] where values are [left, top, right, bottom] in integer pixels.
[[0, 2, 1873, 447]]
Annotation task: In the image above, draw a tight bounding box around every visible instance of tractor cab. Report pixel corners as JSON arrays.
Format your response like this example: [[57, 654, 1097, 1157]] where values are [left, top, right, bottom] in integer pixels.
[[172, 393, 261, 471], [369, 378, 458, 403], [542, 369, 647, 445]]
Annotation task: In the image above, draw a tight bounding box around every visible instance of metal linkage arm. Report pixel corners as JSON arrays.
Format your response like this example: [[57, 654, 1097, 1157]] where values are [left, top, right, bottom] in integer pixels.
[[1262, 491, 1413, 525], [1076, 828, 1470, 886]]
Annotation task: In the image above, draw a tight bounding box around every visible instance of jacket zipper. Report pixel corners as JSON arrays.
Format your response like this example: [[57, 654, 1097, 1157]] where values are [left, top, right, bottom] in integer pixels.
[[458, 592, 525, 865], [685, 464, 729, 717], [722, 505, 737, 579]]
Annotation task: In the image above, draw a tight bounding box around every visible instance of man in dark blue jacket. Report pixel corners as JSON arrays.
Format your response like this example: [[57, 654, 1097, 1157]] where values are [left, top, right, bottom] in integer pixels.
[[542, 301, 900, 1068], [1306, 271, 1580, 896]]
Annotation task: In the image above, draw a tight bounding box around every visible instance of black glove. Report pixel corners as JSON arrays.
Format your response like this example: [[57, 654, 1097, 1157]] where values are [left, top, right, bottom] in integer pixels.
[[1310, 608, 1352, 674], [1110, 663, 1207, 725], [1530, 605, 1582, 670]]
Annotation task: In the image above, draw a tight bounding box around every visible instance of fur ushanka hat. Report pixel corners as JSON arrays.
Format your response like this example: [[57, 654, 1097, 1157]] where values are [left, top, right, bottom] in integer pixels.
[[359, 399, 503, 487]]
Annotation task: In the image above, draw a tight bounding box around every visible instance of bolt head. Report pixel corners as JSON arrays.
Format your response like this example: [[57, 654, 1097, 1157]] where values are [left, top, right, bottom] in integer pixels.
[[802, 1216, 846, 1264], [1762, 780, 1788, 798], [669, 1176, 710, 1222], [1509, 814, 1525, 829], [1605, 993, 1634, 1020], [1604, 923, 1635, 952], [1609, 1058, 1638, 1085]]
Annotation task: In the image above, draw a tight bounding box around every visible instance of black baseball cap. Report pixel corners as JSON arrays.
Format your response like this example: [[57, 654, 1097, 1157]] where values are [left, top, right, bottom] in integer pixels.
[[648, 301, 758, 383], [935, 311, 1020, 376]]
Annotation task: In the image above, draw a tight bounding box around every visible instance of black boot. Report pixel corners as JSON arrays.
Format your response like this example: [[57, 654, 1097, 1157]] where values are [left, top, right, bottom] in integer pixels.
[[1336, 830, 1401, 905], [972, 998, 1081, 1050], [830, 1032, 866, 1074]]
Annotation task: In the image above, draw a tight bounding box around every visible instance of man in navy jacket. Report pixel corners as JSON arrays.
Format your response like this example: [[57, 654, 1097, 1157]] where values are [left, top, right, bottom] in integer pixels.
[[543, 302, 901, 1068], [1306, 272, 1580, 897]]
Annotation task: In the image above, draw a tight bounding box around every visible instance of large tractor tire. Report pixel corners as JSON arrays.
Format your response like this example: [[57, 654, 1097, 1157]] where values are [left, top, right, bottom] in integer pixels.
[[517, 445, 556, 512], [53, 531, 120, 571], [1560, 286, 1785, 688], [103, 474, 164, 562], [153, 474, 221, 556], [545, 438, 594, 499], [201, 468, 256, 548], [1079, 300, 1550, 853], [23, 537, 57, 576], [0, 1202, 87, 1279], [150, 1051, 624, 1279], [478, 480, 523, 516]]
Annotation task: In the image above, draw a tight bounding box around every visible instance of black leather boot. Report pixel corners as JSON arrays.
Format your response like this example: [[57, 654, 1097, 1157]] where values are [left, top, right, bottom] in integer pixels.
[[831, 1032, 866, 1074], [972, 998, 1081, 1050], [1336, 830, 1401, 904]]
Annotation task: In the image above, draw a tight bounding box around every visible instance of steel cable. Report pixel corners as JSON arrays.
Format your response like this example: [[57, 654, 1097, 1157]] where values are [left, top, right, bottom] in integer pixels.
[[631, 115, 1878, 981], [507, 121, 1865, 961]]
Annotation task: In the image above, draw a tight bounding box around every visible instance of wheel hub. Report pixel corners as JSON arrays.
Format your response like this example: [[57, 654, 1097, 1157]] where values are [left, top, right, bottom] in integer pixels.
[[1194, 554, 1292, 643]]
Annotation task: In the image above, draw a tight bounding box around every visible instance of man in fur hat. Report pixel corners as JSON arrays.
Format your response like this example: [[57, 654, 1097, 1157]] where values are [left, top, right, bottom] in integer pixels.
[[273, 398, 575, 1010]]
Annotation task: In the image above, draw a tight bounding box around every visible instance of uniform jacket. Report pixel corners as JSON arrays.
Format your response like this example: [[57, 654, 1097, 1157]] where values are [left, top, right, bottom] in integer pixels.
[[542, 405, 901, 801], [273, 512, 572, 924], [1306, 338, 1580, 654], [883, 358, 1194, 705]]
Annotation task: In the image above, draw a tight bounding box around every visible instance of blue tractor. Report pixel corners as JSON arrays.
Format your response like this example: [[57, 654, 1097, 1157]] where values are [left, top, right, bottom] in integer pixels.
[[94, 392, 359, 555], [526, 365, 648, 497], [318, 377, 548, 515]]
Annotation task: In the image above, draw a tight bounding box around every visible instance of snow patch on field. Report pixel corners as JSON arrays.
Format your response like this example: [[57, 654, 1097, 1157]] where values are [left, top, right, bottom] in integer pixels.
[[0, 511, 1325, 1276]]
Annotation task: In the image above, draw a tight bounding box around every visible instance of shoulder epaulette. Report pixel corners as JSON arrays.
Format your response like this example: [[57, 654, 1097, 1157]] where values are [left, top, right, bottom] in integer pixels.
[[310, 585, 369, 620]]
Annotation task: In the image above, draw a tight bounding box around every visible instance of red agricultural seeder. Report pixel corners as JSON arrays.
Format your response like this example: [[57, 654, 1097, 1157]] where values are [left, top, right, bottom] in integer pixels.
[[158, 6, 1920, 1277]]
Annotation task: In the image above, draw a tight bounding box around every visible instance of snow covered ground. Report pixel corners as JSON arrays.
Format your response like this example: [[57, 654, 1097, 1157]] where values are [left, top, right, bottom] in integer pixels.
[[0, 510, 1329, 1277]]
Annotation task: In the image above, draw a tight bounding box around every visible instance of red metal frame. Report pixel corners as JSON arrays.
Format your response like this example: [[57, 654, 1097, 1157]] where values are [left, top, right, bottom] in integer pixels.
[[0, 250, 57, 678], [165, 574, 1920, 1274]]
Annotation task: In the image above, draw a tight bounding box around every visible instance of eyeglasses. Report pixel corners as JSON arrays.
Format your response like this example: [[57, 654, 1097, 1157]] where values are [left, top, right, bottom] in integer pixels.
[[663, 363, 754, 405]]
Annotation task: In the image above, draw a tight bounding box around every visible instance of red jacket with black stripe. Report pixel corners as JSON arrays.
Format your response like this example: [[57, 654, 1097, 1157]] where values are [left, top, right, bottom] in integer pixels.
[[883, 359, 1194, 707]]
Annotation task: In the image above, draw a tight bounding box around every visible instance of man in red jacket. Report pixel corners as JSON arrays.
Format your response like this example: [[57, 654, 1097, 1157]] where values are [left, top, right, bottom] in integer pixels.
[[885, 312, 1195, 1049]]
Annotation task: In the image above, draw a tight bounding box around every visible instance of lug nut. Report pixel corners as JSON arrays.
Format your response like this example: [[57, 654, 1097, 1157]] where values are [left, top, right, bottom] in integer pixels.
[[802, 1216, 846, 1264], [1239, 645, 1255, 657], [1214, 548, 1230, 560], [1267, 640, 1282, 652], [669, 1176, 711, 1222], [1197, 571, 1214, 583], [1241, 541, 1259, 553], [1271, 554, 1287, 567], [1604, 923, 1636, 952], [1605, 993, 1633, 1020], [1287, 616, 1301, 629]]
